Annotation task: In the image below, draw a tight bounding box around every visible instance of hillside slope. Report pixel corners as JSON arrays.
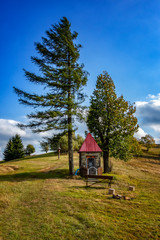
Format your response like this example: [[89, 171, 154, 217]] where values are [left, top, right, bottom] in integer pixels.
[[0, 152, 160, 240]]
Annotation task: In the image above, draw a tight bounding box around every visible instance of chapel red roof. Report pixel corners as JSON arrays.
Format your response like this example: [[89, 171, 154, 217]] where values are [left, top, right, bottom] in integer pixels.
[[79, 133, 102, 152]]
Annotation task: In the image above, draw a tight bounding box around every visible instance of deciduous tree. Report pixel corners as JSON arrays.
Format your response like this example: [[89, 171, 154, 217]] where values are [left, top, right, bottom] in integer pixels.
[[46, 132, 84, 152], [140, 134, 155, 152], [87, 72, 138, 172], [40, 141, 49, 153], [25, 144, 35, 156]]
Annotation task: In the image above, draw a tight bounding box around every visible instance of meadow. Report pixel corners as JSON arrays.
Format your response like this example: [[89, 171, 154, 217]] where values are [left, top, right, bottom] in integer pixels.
[[0, 149, 159, 240]]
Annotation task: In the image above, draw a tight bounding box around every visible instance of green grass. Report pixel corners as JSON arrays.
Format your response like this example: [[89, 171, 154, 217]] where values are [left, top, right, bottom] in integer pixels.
[[0, 152, 160, 240]]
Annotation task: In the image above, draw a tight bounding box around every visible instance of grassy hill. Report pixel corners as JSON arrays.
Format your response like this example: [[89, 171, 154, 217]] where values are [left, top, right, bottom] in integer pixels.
[[0, 151, 160, 240]]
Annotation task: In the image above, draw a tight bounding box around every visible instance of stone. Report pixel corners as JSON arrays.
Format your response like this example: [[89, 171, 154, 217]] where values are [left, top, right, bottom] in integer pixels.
[[129, 186, 135, 191], [123, 196, 131, 200], [113, 194, 122, 199], [108, 188, 115, 195]]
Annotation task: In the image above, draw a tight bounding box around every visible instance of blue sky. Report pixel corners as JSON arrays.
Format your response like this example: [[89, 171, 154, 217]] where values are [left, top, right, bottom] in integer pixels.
[[1, 0, 160, 159]]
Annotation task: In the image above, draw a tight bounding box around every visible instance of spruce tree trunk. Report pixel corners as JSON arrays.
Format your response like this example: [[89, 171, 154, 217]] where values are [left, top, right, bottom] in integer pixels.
[[68, 115, 74, 175], [68, 56, 74, 176], [103, 149, 110, 173]]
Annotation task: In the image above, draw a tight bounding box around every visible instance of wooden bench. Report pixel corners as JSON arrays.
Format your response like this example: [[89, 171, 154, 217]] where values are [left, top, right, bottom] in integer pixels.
[[85, 174, 113, 187]]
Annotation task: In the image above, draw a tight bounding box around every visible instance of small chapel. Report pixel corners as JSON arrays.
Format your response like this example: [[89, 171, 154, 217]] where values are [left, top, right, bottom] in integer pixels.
[[79, 133, 102, 177]]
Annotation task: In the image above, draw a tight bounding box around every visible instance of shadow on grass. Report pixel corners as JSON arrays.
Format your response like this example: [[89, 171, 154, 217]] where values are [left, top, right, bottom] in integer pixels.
[[71, 185, 107, 189], [145, 160, 160, 165], [134, 154, 160, 161], [0, 168, 70, 182]]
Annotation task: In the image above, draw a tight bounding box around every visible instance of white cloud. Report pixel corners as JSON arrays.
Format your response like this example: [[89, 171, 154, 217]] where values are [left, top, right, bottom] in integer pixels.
[[149, 124, 160, 133], [135, 101, 148, 107], [135, 93, 160, 124], [134, 127, 147, 139], [134, 93, 160, 142], [154, 137, 160, 144], [0, 118, 51, 160], [147, 94, 156, 99], [0, 119, 26, 137], [147, 93, 160, 100]]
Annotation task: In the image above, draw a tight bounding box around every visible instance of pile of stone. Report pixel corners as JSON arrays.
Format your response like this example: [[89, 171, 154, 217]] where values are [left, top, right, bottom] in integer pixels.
[[108, 186, 135, 200], [113, 194, 132, 200]]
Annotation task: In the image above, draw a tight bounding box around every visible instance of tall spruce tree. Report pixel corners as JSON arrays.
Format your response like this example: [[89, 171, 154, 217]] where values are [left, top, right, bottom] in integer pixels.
[[13, 17, 88, 175], [87, 72, 138, 172]]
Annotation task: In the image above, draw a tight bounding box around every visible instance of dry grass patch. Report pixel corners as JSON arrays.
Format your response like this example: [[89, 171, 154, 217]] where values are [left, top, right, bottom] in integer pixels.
[[128, 157, 160, 175], [0, 165, 19, 173]]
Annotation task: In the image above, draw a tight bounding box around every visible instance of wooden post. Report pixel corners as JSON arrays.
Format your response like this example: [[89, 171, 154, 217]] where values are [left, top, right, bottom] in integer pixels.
[[58, 146, 61, 160]]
